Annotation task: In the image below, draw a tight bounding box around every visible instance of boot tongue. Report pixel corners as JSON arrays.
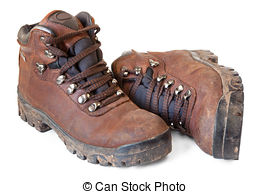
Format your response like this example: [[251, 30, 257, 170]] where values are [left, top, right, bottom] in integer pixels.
[[41, 10, 80, 30], [39, 10, 107, 93], [39, 10, 87, 49]]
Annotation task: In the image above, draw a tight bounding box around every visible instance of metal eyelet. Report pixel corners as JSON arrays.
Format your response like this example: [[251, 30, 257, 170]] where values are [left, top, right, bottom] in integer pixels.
[[112, 78, 118, 84], [157, 75, 167, 82], [121, 66, 128, 71], [88, 102, 101, 112], [40, 36, 51, 46], [116, 89, 124, 96], [45, 50, 55, 59], [164, 80, 175, 89], [134, 66, 142, 75], [175, 85, 184, 95], [78, 93, 90, 104], [121, 66, 129, 77], [184, 90, 192, 100], [149, 59, 159, 67], [123, 71, 129, 76], [56, 75, 66, 85], [179, 121, 182, 126], [67, 84, 77, 95], [36, 63, 46, 74]]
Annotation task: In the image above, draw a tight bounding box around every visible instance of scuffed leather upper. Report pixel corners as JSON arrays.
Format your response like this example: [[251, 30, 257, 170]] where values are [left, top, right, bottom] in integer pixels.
[[112, 50, 223, 154], [18, 11, 168, 148]]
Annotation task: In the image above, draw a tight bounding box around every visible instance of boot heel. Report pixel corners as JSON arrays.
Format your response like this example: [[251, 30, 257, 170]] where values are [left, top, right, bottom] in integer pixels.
[[18, 96, 51, 132]]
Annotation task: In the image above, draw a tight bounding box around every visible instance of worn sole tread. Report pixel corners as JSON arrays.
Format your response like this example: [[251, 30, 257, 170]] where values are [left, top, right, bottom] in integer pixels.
[[189, 50, 244, 160], [18, 94, 171, 167]]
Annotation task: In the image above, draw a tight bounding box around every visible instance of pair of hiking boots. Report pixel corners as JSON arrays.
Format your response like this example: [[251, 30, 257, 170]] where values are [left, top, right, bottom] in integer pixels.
[[17, 10, 244, 167]]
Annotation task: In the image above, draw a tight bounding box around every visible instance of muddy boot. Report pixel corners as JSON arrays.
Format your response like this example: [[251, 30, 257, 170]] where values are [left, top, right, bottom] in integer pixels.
[[112, 50, 244, 159], [17, 11, 171, 167]]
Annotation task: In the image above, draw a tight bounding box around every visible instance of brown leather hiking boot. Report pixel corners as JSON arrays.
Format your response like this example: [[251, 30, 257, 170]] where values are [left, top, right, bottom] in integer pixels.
[[112, 50, 244, 159], [17, 10, 171, 167]]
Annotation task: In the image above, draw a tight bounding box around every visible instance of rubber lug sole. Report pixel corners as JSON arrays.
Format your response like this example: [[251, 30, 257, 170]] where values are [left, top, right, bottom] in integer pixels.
[[18, 93, 172, 167], [189, 50, 244, 160]]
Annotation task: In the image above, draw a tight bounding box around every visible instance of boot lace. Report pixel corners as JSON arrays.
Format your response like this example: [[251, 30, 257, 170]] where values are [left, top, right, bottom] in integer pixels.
[[118, 59, 192, 134], [41, 25, 123, 112]]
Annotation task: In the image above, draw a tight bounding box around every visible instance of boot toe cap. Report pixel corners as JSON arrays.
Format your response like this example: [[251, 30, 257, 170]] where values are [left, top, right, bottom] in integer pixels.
[[106, 108, 169, 148]]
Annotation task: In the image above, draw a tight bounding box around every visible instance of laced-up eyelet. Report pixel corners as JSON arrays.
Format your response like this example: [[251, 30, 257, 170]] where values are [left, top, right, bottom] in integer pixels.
[[116, 89, 124, 96], [78, 93, 90, 104], [184, 90, 192, 100], [45, 50, 55, 59], [88, 102, 101, 112], [149, 59, 159, 67], [36, 63, 46, 74], [134, 66, 142, 75], [40, 36, 51, 46], [175, 85, 184, 95], [123, 71, 129, 77], [56, 75, 66, 85], [67, 84, 77, 95], [112, 79, 118, 84], [157, 75, 167, 82], [121, 66, 129, 77], [164, 80, 175, 89]]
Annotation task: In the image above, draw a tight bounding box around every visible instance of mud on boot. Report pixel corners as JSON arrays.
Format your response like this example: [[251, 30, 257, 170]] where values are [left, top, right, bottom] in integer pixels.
[[112, 50, 244, 159], [17, 10, 171, 167]]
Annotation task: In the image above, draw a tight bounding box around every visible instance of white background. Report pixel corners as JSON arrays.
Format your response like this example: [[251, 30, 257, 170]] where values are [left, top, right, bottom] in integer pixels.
[[1, 0, 269, 193]]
